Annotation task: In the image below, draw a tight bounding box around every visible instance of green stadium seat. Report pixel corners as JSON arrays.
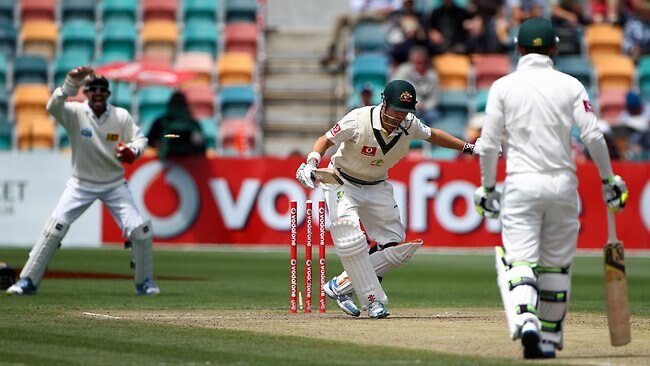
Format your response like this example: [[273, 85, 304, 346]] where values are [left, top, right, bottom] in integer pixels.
[[53, 51, 92, 87], [351, 19, 389, 52], [183, 0, 218, 23], [637, 56, 650, 102], [0, 20, 16, 58], [428, 145, 459, 160], [219, 84, 255, 118], [0, 52, 6, 86], [137, 86, 174, 133], [13, 54, 48, 85], [554, 55, 593, 91], [60, 20, 97, 61], [438, 90, 469, 119], [0, 0, 15, 24], [61, 0, 96, 22], [0, 116, 11, 150], [474, 88, 489, 113], [101, 0, 137, 24], [100, 20, 137, 63], [198, 118, 217, 150], [351, 53, 389, 101], [432, 116, 467, 139], [0, 87, 8, 118], [57, 124, 69, 149], [225, 0, 257, 22], [183, 20, 219, 59], [109, 81, 134, 112]]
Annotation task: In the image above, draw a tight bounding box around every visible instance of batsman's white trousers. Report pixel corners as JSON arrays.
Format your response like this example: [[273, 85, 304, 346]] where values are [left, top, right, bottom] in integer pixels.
[[321, 180, 404, 245], [501, 171, 579, 267], [52, 178, 146, 239]]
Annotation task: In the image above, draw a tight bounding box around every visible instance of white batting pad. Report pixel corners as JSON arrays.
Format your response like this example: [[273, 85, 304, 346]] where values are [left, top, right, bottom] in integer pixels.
[[21, 217, 70, 286], [129, 220, 154, 284], [330, 220, 387, 307], [538, 270, 571, 349]]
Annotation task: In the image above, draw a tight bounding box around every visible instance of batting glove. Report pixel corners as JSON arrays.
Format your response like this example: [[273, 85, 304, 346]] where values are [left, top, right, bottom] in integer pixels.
[[115, 142, 138, 164], [474, 186, 501, 219], [296, 161, 317, 190], [62, 66, 93, 96], [602, 175, 628, 212]]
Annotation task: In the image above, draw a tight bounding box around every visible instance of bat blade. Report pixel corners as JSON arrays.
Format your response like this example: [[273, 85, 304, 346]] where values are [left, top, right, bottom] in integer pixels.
[[604, 211, 631, 346]]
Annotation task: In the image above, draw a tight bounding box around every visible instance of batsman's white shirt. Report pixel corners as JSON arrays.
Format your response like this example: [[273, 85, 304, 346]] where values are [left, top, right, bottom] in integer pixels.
[[322, 106, 430, 244], [480, 53, 613, 266]]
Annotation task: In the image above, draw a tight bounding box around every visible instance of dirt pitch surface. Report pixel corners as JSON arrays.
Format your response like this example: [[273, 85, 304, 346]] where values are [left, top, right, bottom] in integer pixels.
[[82, 308, 650, 365]]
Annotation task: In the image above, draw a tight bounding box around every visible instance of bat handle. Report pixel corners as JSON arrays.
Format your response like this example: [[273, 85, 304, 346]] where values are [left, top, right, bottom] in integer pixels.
[[607, 210, 618, 243]]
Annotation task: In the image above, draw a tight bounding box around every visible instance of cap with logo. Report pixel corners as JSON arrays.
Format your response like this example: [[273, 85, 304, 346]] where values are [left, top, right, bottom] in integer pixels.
[[516, 17, 558, 48], [382, 79, 417, 112]]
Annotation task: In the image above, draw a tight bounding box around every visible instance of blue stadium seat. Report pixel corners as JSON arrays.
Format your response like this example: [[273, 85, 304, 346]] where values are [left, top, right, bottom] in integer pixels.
[[474, 88, 489, 113], [182, 20, 219, 59], [109, 81, 134, 112], [0, 87, 8, 118], [637, 56, 650, 102], [219, 84, 255, 118], [351, 19, 388, 52], [100, 20, 137, 63], [183, 0, 218, 23], [225, 0, 257, 22], [0, 20, 16, 58], [438, 90, 469, 119], [0, 0, 14, 24], [0, 116, 11, 150], [554, 55, 594, 91], [432, 116, 467, 139], [137, 86, 174, 133], [53, 51, 92, 87], [101, 0, 137, 24], [198, 118, 217, 150], [61, 0, 96, 22], [351, 53, 389, 99], [428, 145, 459, 160], [57, 124, 69, 149], [60, 20, 97, 61], [13, 55, 48, 85], [0, 52, 6, 86]]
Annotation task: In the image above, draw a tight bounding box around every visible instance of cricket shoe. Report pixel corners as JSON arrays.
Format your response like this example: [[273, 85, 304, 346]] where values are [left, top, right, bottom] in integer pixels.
[[367, 301, 390, 319], [6, 278, 37, 296], [324, 277, 360, 317], [521, 321, 555, 359], [135, 279, 160, 296]]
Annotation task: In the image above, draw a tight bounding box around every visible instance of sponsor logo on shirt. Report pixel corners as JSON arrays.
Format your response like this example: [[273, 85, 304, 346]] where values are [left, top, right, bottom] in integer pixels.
[[329, 123, 341, 136], [583, 100, 593, 112], [106, 133, 119, 141], [361, 146, 377, 156], [80, 128, 92, 138]]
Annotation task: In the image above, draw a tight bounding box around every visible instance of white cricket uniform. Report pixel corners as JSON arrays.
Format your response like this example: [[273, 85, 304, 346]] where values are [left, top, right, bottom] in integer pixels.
[[322, 105, 431, 245], [46, 86, 148, 239], [479, 53, 613, 267]]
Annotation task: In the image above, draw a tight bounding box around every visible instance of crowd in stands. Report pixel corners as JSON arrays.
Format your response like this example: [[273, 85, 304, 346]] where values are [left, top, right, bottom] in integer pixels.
[[335, 0, 650, 161], [0, 0, 264, 157]]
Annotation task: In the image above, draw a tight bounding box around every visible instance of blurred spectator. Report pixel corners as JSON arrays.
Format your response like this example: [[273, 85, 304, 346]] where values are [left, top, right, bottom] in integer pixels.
[[551, 0, 589, 27], [618, 90, 650, 159], [506, 0, 544, 26], [466, 0, 508, 53], [321, 0, 403, 68], [426, 0, 472, 54], [572, 121, 621, 161], [147, 91, 206, 160], [388, 14, 440, 66], [622, 1, 650, 62], [351, 82, 375, 110], [590, 0, 622, 24], [391, 46, 440, 125]]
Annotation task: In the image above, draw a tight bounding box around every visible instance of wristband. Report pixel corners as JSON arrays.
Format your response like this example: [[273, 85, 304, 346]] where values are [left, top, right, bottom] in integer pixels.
[[462, 142, 474, 155], [306, 151, 321, 166]]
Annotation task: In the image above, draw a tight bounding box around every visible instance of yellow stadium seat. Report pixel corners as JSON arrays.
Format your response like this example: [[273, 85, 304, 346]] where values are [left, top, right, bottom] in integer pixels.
[[433, 53, 470, 91], [216, 52, 254, 86], [17, 115, 55, 150], [141, 20, 178, 64], [592, 54, 634, 90], [585, 23, 623, 60], [13, 84, 51, 121], [20, 20, 58, 60]]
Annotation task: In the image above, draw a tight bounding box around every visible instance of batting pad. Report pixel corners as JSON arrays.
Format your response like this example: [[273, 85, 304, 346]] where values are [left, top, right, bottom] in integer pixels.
[[129, 220, 154, 285], [330, 220, 387, 308], [538, 268, 570, 349], [22, 217, 69, 286]]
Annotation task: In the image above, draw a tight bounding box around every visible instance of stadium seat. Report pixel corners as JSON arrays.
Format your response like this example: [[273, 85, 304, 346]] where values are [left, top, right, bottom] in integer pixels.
[[182, 84, 215, 119], [101, 0, 137, 24], [585, 23, 623, 60], [13, 54, 48, 85], [108, 81, 133, 112], [57, 124, 69, 149], [20, 19, 58, 60], [53, 51, 91, 87], [225, 0, 258, 22], [432, 115, 467, 140], [554, 55, 594, 91], [182, 20, 219, 59], [142, 0, 178, 21], [0, 0, 15, 24], [351, 19, 389, 52], [351, 52, 389, 96], [592, 54, 634, 91], [598, 88, 626, 124], [0, 116, 11, 150], [137, 86, 174, 133], [20, 0, 56, 22], [100, 20, 137, 63], [438, 90, 469, 119], [434, 53, 470, 90], [17, 115, 55, 150], [60, 0, 96, 22], [219, 117, 257, 153], [474, 88, 489, 113], [141, 20, 178, 64], [0, 21, 16, 58], [637, 56, 650, 102], [13, 84, 50, 121], [216, 52, 255, 86], [224, 22, 258, 58], [176, 52, 214, 86], [198, 118, 217, 150], [219, 84, 255, 119], [0, 87, 8, 118], [183, 0, 218, 23], [60, 20, 97, 61], [0, 52, 6, 86], [473, 54, 511, 89]]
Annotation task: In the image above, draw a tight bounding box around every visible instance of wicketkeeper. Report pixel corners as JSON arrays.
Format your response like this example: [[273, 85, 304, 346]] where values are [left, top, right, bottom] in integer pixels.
[[7, 67, 160, 296]]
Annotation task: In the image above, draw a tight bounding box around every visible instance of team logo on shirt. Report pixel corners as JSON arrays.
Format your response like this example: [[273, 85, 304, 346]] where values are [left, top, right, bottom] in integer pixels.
[[370, 159, 384, 166], [399, 91, 413, 102], [80, 128, 92, 138], [583, 100, 593, 113], [329, 123, 341, 136], [361, 145, 377, 156], [106, 133, 119, 141]]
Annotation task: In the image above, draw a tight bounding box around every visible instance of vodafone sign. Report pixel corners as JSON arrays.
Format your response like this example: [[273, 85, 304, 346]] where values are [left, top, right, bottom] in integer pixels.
[[102, 157, 650, 249]]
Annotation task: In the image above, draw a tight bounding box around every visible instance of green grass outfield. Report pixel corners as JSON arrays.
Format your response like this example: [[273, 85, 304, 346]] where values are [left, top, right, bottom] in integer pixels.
[[0, 246, 648, 365]]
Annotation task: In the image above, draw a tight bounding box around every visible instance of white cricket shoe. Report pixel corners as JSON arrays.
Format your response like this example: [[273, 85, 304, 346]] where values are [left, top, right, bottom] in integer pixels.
[[135, 279, 160, 296], [521, 321, 555, 359], [367, 301, 390, 319], [324, 277, 360, 317]]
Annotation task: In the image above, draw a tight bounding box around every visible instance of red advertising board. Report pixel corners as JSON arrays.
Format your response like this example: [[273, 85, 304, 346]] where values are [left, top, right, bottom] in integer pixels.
[[102, 156, 650, 249]]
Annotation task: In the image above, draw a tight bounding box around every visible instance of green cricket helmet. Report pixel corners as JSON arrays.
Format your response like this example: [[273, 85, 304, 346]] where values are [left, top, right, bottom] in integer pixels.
[[516, 17, 558, 48], [382, 80, 417, 113]]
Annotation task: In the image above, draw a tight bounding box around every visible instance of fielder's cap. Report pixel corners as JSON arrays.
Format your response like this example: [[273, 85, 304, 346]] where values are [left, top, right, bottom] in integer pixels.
[[383, 79, 417, 113], [516, 17, 558, 48], [359, 82, 373, 94], [84, 75, 110, 90]]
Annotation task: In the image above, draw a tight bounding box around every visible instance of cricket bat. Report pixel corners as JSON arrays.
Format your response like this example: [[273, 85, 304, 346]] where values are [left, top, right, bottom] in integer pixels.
[[604, 210, 631, 346], [314, 168, 344, 185]]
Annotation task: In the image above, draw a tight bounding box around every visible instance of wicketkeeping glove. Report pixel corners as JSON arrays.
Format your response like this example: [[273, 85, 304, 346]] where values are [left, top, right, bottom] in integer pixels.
[[474, 186, 501, 219], [296, 161, 317, 190], [115, 142, 138, 164], [602, 175, 628, 212]]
